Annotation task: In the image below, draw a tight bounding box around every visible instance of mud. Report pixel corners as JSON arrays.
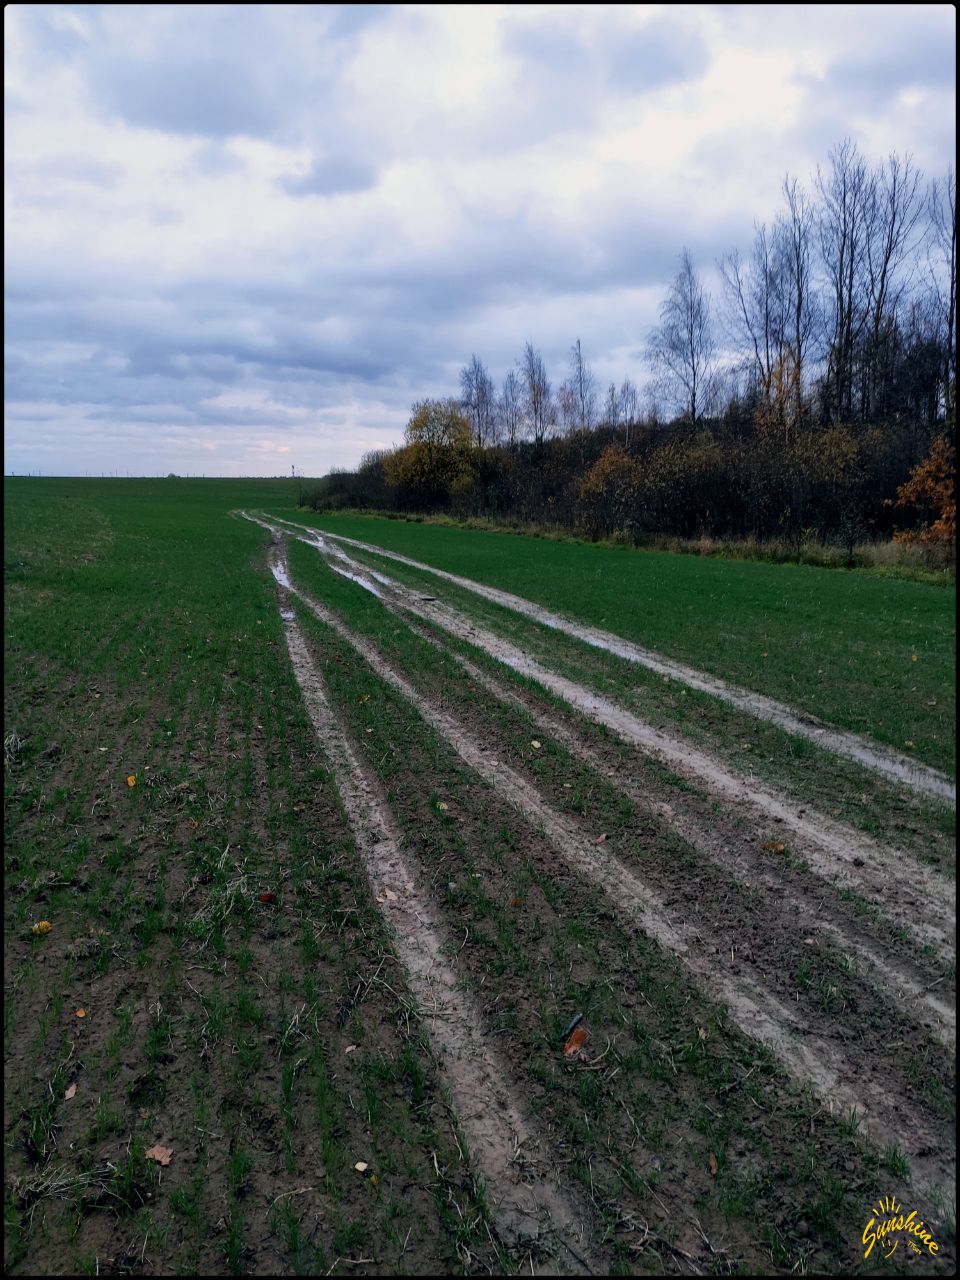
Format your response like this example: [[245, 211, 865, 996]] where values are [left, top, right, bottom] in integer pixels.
[[267, 517, 955, 964], [302, 521, 956, 807], [276, 550, 954, 1198], [271, 548, 599, 1270], [399, 624, 957, 1051]]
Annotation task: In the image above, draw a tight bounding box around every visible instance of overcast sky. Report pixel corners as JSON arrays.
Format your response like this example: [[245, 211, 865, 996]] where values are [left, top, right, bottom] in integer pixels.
[[4, 4, 956, 477]]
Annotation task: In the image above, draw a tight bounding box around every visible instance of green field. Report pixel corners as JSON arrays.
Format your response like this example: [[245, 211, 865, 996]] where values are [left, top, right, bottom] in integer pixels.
[[297, 512, 956, 775], [4, 479, 956, 1277]]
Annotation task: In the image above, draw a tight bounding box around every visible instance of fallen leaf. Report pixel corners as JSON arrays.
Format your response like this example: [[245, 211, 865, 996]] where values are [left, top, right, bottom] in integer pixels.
[[564, 1026, 588, 1057], [530, 740, 541, 749], [32, 920, 53, 936], [345, 1044, 358, 1054], [258, 892, 276, 904], [145, 1144, 173, 1167], [762, 841, 786, 853], [75, 1008, 86, 1019], [509, 896, 525, 908], [437, 801, 449, 811], [904, 740, 915, 748], [126, 775, 137, 788], [911, 654, 918, 662], [383, 888, 397, 901], [64, 1083, 77, 1100], [708, 1152, 718, 1177], [369, 1174, 378, 1185], [593, 833, 608, 845], [354, 1161, 369, 1173]]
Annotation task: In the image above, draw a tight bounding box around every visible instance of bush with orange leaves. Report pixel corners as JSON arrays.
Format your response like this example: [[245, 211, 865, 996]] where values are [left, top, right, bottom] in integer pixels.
[[893, 436, 956, 544], [578, 445, 643, 538]]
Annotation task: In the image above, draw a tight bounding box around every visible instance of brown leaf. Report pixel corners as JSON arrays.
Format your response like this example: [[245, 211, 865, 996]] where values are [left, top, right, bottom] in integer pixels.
[[593, 833, 608, 845], [64, 1083, 77, 1100], [146, 1144, 174, 1167], [564, 1026, 588, 1057], [708, 1152, 718, 1177], [258, 892, 276, 904], [762, 841, 786, 853]]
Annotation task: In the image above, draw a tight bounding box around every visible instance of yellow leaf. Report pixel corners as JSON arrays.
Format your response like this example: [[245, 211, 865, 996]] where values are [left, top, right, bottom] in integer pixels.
[[126, 775, 137, 788], [762, 841, 786, 853], [75, 1008, 86, 1019], [32, 920, 53, 936]]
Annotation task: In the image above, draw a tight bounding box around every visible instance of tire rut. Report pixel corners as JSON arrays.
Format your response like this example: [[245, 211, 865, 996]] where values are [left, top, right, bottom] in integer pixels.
[[294, 520, 955, 806], [262, 515, 955, 967], [263, 531, 954, 1201], [266, 542, 601, 1273]]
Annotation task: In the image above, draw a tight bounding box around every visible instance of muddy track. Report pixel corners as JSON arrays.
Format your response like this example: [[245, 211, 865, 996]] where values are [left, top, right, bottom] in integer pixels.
[[312, 531, 959, 1027], [257, 515, 955, 966], [388, 616, 957, 1052], [261, 534, 954, 1201], [275, 518, 955, 807], [266, 546, 601, 1273]]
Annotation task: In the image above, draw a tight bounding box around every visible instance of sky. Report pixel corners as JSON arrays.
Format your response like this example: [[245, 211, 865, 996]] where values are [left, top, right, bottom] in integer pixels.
[[4, 3, 956, 477]]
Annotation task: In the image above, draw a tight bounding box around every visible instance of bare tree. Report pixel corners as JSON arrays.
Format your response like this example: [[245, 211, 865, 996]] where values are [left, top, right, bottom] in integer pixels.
[[646, 248, 717, 424], [519, 341, 552, 447], [861, 154, 925, 420], [459, 354, 496, 448], [719, 222, 787, 413], [817, 139, 874, 421], [779, 175, 817, 431], [619, 377, 639, 446], [497, 369, 523, 448], [569, 338, 597, 428], [603, 381, 620, 428], [556, 380, 580, 433]]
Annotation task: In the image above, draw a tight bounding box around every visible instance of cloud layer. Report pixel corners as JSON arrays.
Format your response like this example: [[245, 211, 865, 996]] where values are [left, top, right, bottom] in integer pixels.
[[4, 3, 956, 476]]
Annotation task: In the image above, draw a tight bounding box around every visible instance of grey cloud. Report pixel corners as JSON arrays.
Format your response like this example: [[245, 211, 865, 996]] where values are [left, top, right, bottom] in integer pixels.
[[33, 156, 124, 187], [604, 19, 710, 93], [279, 155, 379, 198], [94, 53, 278, 138]]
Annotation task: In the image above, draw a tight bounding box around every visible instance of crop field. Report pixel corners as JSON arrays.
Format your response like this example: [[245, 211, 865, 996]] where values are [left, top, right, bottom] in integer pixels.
[[4, 478, 956, 1276]]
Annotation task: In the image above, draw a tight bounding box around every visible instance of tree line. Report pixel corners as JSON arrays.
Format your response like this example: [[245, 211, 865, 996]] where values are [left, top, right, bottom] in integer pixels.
[[310, 140, 956, 555]]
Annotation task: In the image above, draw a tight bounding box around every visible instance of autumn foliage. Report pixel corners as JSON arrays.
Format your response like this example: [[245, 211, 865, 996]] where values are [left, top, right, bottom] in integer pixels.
[[893, 437, 957, 544], [383, 399, 477, 506]]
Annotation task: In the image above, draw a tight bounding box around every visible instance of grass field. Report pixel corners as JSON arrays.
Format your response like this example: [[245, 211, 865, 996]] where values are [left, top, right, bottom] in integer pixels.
[[295, 513, 956, 776], [4, 478, 956, 1276]]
